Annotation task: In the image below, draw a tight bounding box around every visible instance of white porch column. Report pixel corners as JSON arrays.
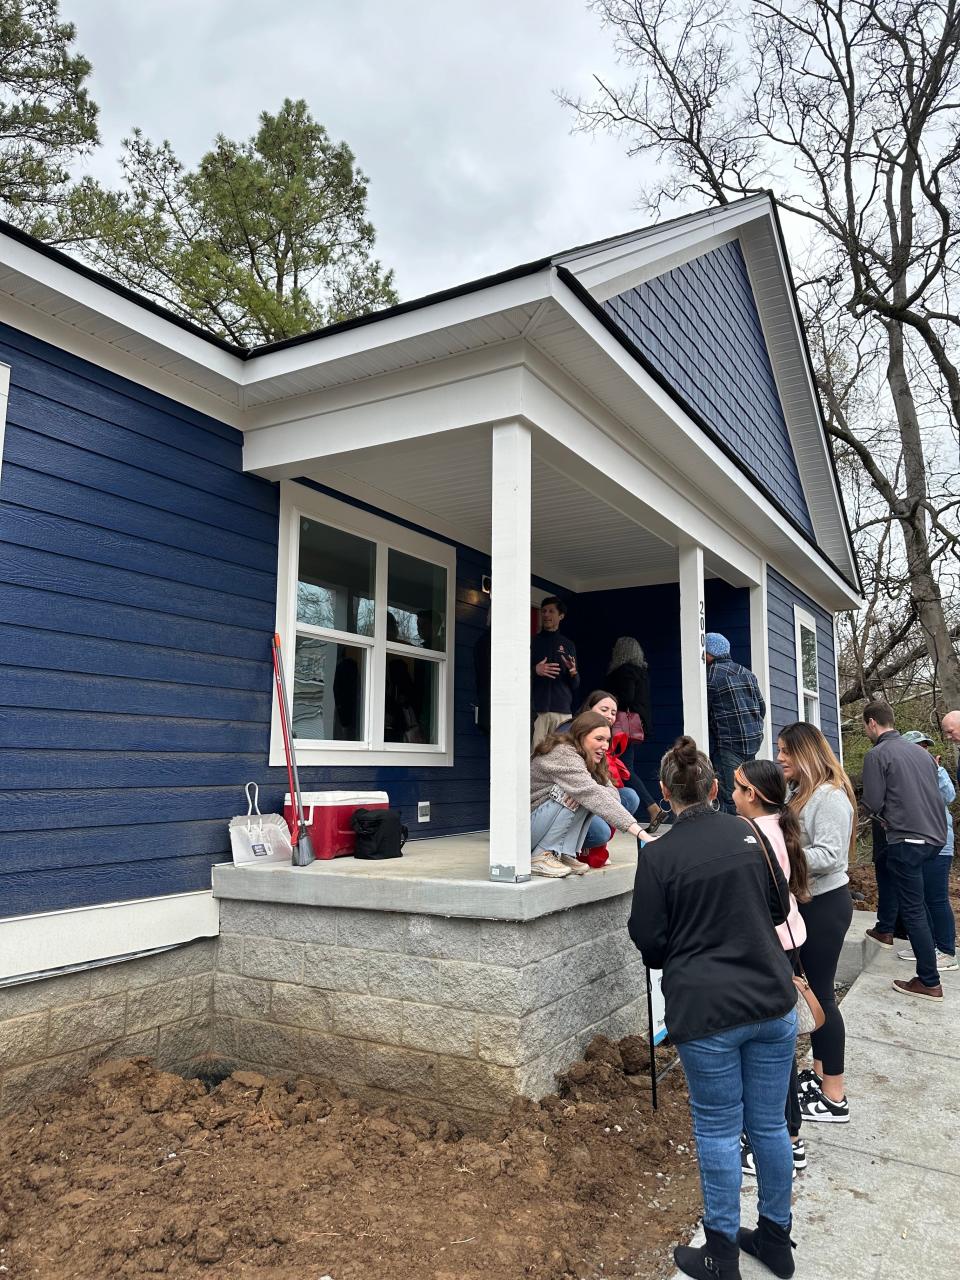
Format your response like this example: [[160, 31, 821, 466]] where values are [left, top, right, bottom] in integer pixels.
[[489, 421, 532, 882], [679, 543, 709, 748], [749, 566, 773, 758]]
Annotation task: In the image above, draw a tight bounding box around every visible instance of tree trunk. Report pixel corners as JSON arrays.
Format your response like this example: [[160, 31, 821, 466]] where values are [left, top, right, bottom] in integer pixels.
[[886, 320, 960, 711]]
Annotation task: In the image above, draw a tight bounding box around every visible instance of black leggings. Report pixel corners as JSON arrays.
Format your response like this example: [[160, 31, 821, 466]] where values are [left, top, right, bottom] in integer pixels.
[[797, 885, 854, 1077]]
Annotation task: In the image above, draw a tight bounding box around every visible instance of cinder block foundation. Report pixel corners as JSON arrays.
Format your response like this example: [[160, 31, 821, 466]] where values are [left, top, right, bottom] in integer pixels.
[[213, 894, 647, 1114], [0, 940, 217, 1113]]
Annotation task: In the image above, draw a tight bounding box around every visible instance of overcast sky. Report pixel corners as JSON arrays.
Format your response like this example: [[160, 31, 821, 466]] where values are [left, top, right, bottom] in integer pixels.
[[60, 0, 663, 300]]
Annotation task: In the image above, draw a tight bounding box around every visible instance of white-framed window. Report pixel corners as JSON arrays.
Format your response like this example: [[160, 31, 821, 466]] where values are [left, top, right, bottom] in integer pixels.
[[271, 481, 456, 768], [794, 606, 820, 727]]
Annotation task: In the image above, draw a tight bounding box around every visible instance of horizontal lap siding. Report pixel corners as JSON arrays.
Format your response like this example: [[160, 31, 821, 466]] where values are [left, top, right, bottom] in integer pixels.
[[604, 240, 815, 538], [767, 566, 839, 754], [0, 325, 494, 917]]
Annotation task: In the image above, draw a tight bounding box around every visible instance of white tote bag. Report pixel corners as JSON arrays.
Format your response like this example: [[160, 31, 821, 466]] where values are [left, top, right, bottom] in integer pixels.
[[228, 783, 293, 865]]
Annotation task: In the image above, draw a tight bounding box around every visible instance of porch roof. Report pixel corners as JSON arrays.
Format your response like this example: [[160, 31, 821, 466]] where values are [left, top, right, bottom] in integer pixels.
[[0, 194, 860, 602]]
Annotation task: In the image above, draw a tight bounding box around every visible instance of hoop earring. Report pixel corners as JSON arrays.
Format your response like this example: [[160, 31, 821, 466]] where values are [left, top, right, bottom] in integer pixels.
[[710, 798, 721, 812], [658, 798, 672, 813]]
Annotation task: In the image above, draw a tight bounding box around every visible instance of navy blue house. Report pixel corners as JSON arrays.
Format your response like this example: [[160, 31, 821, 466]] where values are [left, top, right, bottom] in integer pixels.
[[0, 193, 861, 978]]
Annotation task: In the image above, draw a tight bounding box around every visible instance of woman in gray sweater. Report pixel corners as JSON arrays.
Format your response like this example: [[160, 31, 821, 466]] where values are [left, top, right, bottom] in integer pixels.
[[778, 722, 856, 1126], [530, 711, 644, 877]]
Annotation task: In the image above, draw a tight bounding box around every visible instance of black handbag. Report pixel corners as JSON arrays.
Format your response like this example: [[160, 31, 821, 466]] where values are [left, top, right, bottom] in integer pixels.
[[350, 808, 407, 859]]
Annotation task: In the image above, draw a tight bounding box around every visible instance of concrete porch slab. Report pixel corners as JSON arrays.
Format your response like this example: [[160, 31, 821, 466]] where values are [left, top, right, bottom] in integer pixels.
[[213, 830, 640, 922]]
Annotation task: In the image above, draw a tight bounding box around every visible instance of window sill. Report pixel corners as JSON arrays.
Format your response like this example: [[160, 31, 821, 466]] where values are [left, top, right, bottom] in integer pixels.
[[269, 744, 454, 769]]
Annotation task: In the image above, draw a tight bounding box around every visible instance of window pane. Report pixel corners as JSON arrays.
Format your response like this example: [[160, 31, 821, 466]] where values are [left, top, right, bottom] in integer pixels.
[[297, 517, 375, 636], [387, 550, 447, 650], [292, 636, 366, 741], [803, 693, 819, 725], [383, 654, 439, 745], [800, 625, 819, 692]]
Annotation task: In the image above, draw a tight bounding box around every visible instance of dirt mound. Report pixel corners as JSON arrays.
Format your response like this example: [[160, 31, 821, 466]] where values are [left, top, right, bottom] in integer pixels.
[[0, 1038, 699, 1280]]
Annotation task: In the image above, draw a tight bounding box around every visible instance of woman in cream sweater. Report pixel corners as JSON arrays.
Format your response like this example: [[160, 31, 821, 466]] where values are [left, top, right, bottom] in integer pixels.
[[529, 711, 643, 878]]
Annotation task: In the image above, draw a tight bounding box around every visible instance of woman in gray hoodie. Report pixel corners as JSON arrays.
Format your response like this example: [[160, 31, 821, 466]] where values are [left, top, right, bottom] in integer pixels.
[[778, 722, 856, 1126]]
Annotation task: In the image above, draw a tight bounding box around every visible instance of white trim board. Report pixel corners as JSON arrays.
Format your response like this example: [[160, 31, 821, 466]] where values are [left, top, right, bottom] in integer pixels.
[[0, 890, 219, 983], [0, 360, 10, 489]]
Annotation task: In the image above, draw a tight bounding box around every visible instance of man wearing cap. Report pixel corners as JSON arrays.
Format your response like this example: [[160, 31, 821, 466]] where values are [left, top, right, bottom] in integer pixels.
[[704, 632, 766, 812], [862, 701, 949, 999]]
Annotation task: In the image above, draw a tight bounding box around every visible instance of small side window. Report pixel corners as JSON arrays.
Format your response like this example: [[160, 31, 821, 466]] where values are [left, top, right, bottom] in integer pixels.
[[795, 607, 820, 727]]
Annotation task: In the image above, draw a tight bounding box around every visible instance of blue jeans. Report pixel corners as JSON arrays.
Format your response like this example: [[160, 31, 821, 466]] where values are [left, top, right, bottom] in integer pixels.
[[880, 841, 941, 986], [923, 856, 956, 956], [584, 787, 639, 849], [530, 799, 592, 856], [881, 849, 957, 956], [712, 745, 758, 813], [677, 1010, 797, 1240]]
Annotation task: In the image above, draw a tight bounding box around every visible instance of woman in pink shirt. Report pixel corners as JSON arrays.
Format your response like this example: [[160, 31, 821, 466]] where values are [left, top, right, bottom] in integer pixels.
[[733, 757, 812, 1180]]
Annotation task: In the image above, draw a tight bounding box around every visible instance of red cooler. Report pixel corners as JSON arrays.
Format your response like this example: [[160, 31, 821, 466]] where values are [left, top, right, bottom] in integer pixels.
[[284, 791, 389, 859]]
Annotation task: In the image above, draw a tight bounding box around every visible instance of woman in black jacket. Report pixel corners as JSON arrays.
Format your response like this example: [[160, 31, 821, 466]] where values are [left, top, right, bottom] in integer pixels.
[[630, 737, 799, 1280], [605, 637, 661, 827]]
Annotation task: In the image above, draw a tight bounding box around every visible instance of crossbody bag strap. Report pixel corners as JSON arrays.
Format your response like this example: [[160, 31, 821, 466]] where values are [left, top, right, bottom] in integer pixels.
[[739, 815, 809, 978]]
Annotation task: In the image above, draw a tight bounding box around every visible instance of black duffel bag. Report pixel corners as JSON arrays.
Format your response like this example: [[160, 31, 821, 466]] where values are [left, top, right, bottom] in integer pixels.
[[350, 807, 407, 859]]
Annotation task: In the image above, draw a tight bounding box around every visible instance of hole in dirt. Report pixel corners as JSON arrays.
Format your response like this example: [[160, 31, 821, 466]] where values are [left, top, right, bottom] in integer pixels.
[[182, 1057, 236, 1092]]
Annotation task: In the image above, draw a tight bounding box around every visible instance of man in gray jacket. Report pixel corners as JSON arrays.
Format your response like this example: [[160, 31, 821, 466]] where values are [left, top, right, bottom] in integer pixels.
[[862, 700, 948, 999]]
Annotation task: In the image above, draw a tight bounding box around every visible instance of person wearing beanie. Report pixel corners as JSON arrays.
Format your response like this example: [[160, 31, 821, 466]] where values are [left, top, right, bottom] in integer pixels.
[[704, 632, 766, 812]]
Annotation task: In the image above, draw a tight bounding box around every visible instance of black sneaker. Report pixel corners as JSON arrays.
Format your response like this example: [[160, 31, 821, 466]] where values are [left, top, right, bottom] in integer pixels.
[[797, 1067, 822, 1095], [792, 1137, 807, 1170], [741, 1132, 798, 1179], [799, 1086, 849, 1123]]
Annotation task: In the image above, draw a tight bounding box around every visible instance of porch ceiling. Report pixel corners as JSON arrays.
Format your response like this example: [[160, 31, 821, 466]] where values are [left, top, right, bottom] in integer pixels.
[[301, 427, 681, 592]]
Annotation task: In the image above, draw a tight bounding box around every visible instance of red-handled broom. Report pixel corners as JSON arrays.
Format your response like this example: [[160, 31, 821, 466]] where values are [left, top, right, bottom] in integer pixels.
[[271, 632, 315, 866]]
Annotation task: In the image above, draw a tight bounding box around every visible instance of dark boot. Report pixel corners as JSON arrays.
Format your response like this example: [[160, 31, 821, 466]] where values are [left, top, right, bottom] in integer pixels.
[[674, 1226, 742, 1279], [738, 1215, 796, 1278]]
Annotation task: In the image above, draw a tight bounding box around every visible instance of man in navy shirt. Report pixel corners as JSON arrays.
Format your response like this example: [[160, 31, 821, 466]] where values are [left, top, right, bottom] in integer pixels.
[[531, 596, 579, 746]]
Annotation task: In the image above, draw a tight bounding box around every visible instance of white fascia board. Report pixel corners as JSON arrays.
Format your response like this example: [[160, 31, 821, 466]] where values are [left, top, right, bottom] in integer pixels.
[[0, 360, 10, 487], [240, 269, 554, 388], [243, 363, 525, 478], [547, 272, 862, 612], [0, 292, 246, 426], [0, 232, 244, 385], [0, 890, 219, 982], [557, 194, 773, 300], [242, 339, 526, 431]]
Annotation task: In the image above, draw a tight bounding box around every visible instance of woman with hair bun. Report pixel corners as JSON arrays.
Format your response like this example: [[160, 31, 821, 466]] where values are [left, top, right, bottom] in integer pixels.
[[629, 737, 799, 1280]]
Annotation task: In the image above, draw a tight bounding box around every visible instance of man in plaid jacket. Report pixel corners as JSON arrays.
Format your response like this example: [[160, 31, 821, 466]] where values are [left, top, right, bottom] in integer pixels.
[[705, 632, 766, 812]]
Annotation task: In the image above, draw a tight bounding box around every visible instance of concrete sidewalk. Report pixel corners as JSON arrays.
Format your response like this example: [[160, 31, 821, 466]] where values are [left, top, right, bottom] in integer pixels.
[[668, 915, 960, 1279]]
